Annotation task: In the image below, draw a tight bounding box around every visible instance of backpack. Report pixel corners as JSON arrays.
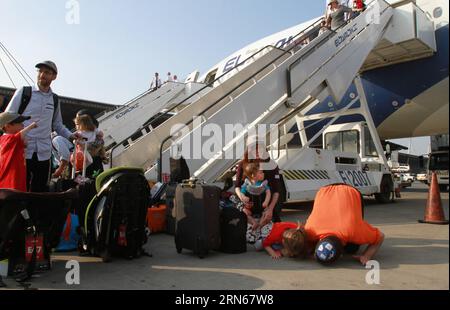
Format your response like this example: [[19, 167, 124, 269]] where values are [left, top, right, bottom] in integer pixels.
[[19, 86, 60, 129], [81, 168, 150, 262]]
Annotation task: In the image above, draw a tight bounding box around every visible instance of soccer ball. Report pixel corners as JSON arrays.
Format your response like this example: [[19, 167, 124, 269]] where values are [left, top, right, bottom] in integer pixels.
[[315, 236, 343, 265]]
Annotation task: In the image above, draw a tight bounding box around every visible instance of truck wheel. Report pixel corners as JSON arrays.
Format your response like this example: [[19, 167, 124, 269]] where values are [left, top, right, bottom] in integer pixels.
[[375, 176, 393, 204]]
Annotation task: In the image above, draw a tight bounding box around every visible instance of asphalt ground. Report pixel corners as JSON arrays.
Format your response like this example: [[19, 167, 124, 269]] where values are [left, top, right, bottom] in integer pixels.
[[1, 182, 448, 290]]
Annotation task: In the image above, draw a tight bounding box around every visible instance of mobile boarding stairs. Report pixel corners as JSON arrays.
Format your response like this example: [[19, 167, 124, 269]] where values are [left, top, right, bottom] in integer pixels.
[[108, 0, 436, 202]]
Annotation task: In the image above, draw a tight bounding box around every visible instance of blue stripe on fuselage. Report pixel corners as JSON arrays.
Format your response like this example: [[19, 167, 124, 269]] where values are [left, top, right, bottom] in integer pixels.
[[306, 25, 449, 128]]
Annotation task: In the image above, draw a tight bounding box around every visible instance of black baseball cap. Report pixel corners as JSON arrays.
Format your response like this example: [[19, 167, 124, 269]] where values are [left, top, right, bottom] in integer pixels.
[[35, 60, 58, 74]]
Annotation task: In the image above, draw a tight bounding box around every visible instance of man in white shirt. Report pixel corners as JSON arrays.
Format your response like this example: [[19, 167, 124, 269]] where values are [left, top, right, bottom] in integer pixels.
[[166, 72, 173, 82], [173, 75, 179, 82], [150, 72, 162, 90], [5, 60, 80, 192]]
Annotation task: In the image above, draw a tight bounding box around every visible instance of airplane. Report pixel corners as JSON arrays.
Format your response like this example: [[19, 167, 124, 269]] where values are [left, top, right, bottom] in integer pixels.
[[100, 0, 448, 194], [100, 0, 447, 154], [192, 0, 448, 141]]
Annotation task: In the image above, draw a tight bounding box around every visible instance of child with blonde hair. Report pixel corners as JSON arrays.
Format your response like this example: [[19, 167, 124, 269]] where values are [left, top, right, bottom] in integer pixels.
[[255, 222, 307, 260], [240, 162, 271, 232], [72, 113, 107, 177]]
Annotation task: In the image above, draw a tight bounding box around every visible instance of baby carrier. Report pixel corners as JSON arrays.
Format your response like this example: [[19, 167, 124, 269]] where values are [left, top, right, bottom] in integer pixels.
[[79, 167, 150, 262], [242, 179, 269, 216]]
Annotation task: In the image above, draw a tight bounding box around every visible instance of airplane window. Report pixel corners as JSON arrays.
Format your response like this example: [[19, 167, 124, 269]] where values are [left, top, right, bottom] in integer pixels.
[[433, 7, 443, 18]]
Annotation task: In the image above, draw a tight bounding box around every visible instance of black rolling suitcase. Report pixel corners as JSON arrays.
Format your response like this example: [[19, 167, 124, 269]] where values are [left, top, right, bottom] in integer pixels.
[[219, 207, 247, 254], [174, 181, 221, 258], [81, 167, 150, 262]]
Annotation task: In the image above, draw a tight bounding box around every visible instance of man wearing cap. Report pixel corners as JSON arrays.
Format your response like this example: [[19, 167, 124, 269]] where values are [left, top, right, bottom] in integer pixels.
[[0, 112, 38, 191], [5, 61, 79, 192]]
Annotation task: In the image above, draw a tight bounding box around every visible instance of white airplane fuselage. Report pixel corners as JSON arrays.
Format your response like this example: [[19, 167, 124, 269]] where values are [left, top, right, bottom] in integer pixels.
[[197, 0, 448, 140]]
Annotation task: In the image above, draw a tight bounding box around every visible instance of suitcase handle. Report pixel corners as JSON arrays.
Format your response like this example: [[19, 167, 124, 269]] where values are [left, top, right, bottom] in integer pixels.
[[180, 178, 205, 188], [180, 183, 196, 189]]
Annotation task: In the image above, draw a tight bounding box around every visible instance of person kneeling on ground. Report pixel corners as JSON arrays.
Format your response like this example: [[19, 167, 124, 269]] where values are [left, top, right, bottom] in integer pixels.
[[255, 222, 306, 260], [301, 184, 385, 266]]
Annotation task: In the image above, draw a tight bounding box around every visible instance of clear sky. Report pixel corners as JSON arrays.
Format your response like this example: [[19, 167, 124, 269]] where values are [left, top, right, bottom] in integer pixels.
[[0, 0, 326, 104], [0, 0, 432, 155]]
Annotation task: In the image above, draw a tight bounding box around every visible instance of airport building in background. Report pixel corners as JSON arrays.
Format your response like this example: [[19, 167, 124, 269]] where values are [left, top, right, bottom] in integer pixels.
[[0, 86, 117, 130]]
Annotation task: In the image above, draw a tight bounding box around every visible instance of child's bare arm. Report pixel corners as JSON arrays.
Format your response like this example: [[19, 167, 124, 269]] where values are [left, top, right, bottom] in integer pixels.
[[265, 246, 282, 260], [237, 191, 250, 204], [20, 122, 37, 140], [263, 189, 271, 208]]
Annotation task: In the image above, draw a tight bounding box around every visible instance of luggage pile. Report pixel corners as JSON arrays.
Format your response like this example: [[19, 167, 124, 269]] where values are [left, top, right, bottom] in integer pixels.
[[146, 179, 248, 258], [0, 167, 151, 283], [0, 167, 249, 285]]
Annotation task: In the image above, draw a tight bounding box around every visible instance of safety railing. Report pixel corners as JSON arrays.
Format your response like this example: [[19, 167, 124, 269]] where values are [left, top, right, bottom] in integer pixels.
[[108, 17, 324, 167], [154, 18, 327, 181]]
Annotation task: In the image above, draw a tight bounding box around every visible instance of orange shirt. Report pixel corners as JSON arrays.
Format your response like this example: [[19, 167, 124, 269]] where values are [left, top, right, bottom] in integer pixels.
[[305, 185, 382, 246]]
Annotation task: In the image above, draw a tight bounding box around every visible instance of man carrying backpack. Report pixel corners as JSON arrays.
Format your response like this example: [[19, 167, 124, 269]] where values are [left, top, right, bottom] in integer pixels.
[[5, 61, 80, 192]]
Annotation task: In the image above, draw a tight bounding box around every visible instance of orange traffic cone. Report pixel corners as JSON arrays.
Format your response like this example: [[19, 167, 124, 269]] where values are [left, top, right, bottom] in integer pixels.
[[419, 172, 449, 225]]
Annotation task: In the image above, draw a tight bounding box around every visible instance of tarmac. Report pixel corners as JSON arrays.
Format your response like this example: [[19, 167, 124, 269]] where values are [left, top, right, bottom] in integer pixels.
[[1, 182, 448, 290]]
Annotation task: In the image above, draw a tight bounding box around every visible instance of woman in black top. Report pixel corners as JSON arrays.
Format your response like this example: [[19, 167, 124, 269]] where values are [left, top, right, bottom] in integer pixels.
[[234, 140, 283, 225]]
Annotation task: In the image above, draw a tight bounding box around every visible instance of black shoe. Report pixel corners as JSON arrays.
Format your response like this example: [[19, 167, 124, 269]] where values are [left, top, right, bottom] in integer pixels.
[[14, 271, 31, 283]]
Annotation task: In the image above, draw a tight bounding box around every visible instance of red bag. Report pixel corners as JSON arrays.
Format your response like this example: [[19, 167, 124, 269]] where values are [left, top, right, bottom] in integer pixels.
[[71, 143, 93, 172]]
